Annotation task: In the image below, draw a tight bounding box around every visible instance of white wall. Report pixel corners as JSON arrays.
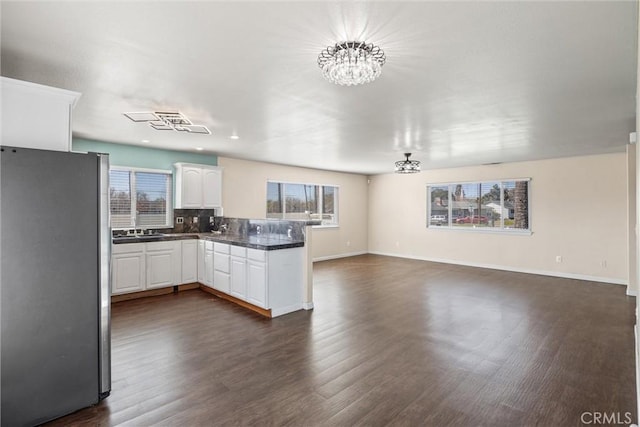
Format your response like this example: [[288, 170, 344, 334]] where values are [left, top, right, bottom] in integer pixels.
[[368, 153, 628, 284], [628, 144, 637, 295], [218, 157, 368, 260]]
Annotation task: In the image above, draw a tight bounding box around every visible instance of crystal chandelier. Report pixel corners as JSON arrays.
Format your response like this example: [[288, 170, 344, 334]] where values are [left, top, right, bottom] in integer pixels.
[[395, 153, 421, 174], [317, 41, 386, 86]]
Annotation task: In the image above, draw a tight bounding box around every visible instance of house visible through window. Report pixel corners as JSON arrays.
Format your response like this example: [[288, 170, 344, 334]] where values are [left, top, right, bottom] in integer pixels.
[[110, 168, 173, 229], [428, 179, 530, 232], [267, 181, 338, 226]]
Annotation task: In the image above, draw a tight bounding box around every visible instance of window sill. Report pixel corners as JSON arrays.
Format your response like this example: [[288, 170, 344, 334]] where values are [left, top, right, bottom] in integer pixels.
[[312, 224, 339, 229], [427, 226, 532, 236]]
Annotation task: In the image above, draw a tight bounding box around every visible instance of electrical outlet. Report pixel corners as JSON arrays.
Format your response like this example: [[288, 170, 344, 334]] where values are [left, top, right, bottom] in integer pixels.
[[346, 240, 351, 247], [601, 260, 607, 268], [209, 216, 215, 223], [555, 255, 562, 263], [193, 217, 198, 223], [176, 217, 184, 224]]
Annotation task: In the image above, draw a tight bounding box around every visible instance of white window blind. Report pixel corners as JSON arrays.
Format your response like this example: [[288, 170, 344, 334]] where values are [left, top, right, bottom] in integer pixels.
[[110, 169, 133, 228], [109, 168, 173, 229]]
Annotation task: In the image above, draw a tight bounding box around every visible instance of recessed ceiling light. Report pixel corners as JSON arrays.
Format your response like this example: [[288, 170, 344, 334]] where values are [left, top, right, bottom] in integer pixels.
[[230, 135, 240, 140], [141, 139, 150, 143], [196, 147, 204, 151]]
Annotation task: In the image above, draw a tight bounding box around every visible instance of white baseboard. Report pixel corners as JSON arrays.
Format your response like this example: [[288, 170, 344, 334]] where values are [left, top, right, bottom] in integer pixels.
[[368, 251, 628, 286], [302, 302, 314, 310], [313, 251, 367, 262]]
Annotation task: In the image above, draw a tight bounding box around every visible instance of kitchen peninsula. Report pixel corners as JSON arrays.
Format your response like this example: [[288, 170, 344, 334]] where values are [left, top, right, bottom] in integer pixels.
[[111, 218, 316, 318]]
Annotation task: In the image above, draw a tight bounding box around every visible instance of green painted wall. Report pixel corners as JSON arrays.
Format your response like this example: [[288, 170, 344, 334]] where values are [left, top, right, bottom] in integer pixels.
[[73, 138, 217, 169]]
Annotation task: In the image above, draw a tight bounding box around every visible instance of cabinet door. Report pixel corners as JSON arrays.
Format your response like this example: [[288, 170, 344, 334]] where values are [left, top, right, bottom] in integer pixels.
[[213, 271, 230, 294], [230, 256, 247, 299], [181, 240, 198, 284], [146, 250, 174, 289], [204, 249, 214, 288], [181, 167, 203, 208], [247, 260, 267, 308], [197, 240, 205, 284], [202, 167, 222, 208], [112, 253, 145, 294]]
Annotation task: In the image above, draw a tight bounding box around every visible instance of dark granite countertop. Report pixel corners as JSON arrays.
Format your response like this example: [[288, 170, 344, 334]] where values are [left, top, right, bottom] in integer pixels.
[[112, 232, 304, 250]]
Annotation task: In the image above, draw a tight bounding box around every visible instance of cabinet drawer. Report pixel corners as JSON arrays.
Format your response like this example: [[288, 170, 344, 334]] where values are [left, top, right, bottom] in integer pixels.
[[146, 241, 175, 252], [230, 245, 246, 257], [247, 248, 266, 262], [214, 253, 230, 273], [112, 242, 144, 254], [214, 242, 230, 254]]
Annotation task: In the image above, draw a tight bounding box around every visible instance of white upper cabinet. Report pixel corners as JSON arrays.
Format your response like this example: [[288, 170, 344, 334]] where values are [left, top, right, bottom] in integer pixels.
[[202, 167, 222, 208], [180, 166, 203, 208], [1, 77, 81, 152], [174, 163, 222, 209]]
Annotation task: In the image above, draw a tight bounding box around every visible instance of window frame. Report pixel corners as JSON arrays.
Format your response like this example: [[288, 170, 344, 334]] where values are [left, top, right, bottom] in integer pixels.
[[426, 178, 531, 234], [266, 180, 339, 227], [109, 166, 173, 230]]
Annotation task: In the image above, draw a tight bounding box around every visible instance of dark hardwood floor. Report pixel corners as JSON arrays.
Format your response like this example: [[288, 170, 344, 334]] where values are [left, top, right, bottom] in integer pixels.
[[47, 254, 636, 426]]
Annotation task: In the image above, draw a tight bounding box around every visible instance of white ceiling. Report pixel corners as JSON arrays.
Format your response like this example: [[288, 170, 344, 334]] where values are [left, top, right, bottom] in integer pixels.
[[1, 1, 637, 175]]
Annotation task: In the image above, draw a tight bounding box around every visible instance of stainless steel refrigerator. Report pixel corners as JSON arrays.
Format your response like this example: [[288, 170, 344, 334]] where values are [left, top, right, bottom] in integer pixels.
[[1, 146, 111, 426]]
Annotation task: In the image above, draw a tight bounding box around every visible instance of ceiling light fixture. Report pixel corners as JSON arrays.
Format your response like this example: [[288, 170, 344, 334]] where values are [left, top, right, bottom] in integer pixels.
[[317, 41, 386, 86], [229, 135, 240, 140], [395, 153, 421, 174], [124, 111, 211, 134]]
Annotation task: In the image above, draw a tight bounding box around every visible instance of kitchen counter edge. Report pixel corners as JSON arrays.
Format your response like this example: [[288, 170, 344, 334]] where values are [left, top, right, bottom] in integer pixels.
[[112, 233, 304, 251]]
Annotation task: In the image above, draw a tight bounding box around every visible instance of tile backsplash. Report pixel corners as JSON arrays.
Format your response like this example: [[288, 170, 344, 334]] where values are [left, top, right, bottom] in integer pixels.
[[216, 217, 307, 241], [173, 209, 219, 233], [112, 208, 312, 241]]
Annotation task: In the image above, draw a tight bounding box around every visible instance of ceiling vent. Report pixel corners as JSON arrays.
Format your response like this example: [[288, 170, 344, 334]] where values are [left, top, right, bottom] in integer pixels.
[[124, 111, 211, 135]]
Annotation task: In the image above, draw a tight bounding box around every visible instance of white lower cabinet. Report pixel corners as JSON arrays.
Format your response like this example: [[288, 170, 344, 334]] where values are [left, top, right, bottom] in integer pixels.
[[246, 259, 267, 308], [146, 250, 174, 289], [212, 243, 303, 317], [197, 240, 206, 284], [146, 241, 181, 290], [213, 242, 230, 293], [203, 241, 214, 288], [113, 238, 304, 317], [181, 240, 198, 284], [112, 240, 182, 295], [112, 243, 145, 294], [230, 246, 247, 299]]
